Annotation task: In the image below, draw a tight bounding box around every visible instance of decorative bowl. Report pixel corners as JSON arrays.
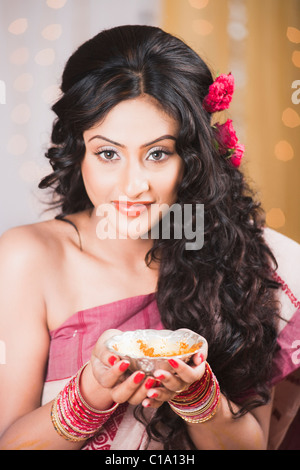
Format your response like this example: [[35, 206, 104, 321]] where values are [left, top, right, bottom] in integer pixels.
[[105, 328, 206, 374]]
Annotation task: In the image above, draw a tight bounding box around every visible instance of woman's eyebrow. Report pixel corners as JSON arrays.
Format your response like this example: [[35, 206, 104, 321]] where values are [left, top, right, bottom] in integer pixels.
[[88, 134, 176, 147], [142, 135, 176, 147]]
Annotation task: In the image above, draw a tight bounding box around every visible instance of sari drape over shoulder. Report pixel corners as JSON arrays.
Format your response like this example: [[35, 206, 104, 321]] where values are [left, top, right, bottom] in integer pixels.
[[42, 229, 300, 450]]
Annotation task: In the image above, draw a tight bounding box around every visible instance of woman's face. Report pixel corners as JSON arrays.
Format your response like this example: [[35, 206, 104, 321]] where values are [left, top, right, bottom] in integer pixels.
[[81, 95, 184, 240]]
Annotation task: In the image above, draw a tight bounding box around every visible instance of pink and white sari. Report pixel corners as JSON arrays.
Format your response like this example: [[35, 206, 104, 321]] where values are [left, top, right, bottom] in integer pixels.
[[41, 228, 300, 450], [42, 292, 164, 449]]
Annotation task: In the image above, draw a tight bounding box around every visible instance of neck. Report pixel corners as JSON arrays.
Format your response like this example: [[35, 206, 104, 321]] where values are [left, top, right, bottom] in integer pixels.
[[85, 208, 156, 267]]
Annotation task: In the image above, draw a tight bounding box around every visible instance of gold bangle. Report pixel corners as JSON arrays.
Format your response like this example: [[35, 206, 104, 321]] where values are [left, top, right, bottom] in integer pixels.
[[182, 399, 221, 424], [168, 364, 221, 424], [50, 363, 120, 443], [51, 397, 88, 442], [75, 361, 119, 415]]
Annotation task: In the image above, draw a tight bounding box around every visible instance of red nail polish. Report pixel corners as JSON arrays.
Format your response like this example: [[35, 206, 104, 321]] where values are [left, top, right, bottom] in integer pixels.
[[198, 353, 204, 363], [108, 356, 117, 366], [155, 374, 165, 381], [145, 377, 155, 389], [119, 361, 129, 372], [134, 372, 145, 384], [168, 359, 179, 368], [148, 391, 158, 399]]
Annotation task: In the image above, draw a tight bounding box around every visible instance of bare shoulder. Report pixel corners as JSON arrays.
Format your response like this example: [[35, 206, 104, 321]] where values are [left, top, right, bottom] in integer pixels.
[[0, 218, 72, 268], [1, 222, 53, 270], [0, 218, 84, 317], [0, 221, 64, 317], [0, 218, 73, 340], [1, 222, 49, 252]]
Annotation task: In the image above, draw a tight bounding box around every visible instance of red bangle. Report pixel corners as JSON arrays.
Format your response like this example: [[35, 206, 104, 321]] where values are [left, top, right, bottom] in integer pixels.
[[51, 362, 119, 442], [168, 363, 220, 424]]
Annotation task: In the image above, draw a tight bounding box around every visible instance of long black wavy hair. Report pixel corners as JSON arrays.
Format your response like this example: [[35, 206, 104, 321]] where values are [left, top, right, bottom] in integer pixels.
[[39, 25, 280, 449]]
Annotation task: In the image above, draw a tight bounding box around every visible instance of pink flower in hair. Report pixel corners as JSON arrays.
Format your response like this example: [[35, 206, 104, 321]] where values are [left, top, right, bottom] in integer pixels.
[[203, 73, 235, 113], [230, 144, 245, 167], [215, 119, 238, 153], [214, 119, 244, 167]]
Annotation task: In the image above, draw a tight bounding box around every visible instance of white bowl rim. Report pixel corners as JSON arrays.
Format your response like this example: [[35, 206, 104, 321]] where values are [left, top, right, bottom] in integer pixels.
[[105, 328, 206, 360]]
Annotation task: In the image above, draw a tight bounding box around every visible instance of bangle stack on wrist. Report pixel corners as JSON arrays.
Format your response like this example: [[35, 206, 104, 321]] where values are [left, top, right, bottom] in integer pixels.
[[168, 363, 220, 424], [51, 362, 119, 442]]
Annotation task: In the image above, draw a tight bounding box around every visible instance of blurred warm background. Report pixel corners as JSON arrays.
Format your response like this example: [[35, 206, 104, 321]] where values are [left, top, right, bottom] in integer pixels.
[[1, 0, 299, 243]]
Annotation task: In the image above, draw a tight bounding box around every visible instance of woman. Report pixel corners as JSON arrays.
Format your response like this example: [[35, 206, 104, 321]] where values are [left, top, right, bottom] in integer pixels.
[[0, 25, 299, 450]]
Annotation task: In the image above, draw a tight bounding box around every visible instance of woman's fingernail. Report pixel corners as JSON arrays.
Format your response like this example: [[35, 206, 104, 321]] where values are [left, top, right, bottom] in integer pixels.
[[142, 399, 151, 408], [108, 355, 117, 366], [134, 371, 145, 384], [154, 373, 165, 381], [168, 359, 179, 368], [119, 361, 130, 372], [145, 377, 155, 389], [148, 391, 158, 399]]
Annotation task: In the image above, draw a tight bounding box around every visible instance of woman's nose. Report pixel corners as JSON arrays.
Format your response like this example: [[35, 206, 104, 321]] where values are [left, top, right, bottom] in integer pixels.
[[123, 162, 150, 199]]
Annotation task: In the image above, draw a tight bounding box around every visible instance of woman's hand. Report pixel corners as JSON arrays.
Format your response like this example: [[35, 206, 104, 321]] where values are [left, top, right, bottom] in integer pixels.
[[87, 329, 208, 411], [143, 341, 208, 409]]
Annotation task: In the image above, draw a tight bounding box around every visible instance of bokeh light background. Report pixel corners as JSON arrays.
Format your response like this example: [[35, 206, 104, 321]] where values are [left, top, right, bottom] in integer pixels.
[[1, 0, 299, 243]]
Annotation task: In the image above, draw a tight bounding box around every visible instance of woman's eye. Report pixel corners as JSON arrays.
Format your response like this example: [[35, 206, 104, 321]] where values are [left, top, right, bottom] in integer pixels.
[[96, 150, 118, 161], [147, 149, 171, 162]]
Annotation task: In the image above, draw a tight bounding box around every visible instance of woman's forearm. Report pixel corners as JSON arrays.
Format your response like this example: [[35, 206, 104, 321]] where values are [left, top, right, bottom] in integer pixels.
[[186, 394, 266, 450], [0, 401, 84, 450], [0, 364, 115, 450]]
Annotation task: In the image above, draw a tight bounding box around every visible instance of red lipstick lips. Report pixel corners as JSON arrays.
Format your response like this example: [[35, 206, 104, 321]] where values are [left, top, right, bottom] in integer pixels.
[[113, 200, 152, 217]]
